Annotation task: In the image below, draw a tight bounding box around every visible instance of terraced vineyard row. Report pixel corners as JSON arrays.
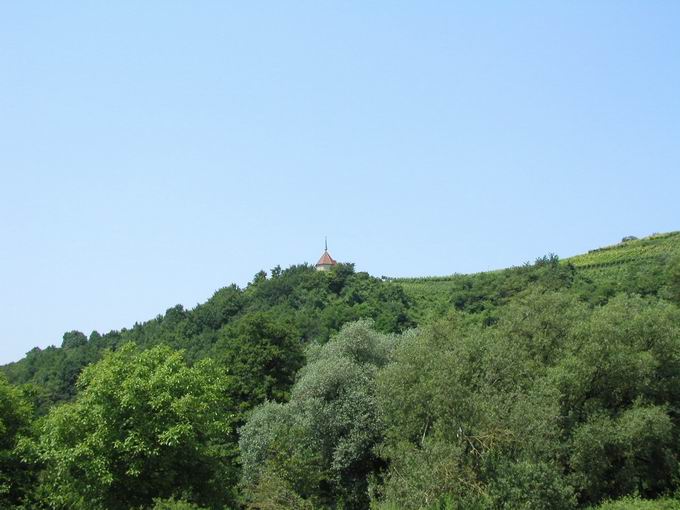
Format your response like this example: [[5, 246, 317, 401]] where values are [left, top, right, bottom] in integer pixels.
[[389, 231, 680, 309], [566, 231, 680, 268]]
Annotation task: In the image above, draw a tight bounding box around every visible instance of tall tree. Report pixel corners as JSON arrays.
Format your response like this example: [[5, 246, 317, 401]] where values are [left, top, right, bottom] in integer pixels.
[[0, 375, 33, 508], [31, 344, 238, 510], [240, 320, 402, 509]]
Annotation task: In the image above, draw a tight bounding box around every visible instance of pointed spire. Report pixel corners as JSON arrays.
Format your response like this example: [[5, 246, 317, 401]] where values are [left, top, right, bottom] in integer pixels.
[[316, 237, 337, 270]]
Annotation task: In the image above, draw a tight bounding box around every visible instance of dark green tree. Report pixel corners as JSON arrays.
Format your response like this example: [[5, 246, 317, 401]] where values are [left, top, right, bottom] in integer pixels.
[[0, 375, 33, 508], [61, 331, 87, 349], [374, 292, 680, 509], [214, 311, 304, 411], [665, 256, 680, 304]]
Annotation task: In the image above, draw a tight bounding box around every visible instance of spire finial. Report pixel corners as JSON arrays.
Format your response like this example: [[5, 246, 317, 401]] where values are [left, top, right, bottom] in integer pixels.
[[325, 236, 328, 252]]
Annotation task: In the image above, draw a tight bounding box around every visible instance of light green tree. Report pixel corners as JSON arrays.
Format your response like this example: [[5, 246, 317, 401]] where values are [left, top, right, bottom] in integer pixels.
[[32, 344, 238, 510]]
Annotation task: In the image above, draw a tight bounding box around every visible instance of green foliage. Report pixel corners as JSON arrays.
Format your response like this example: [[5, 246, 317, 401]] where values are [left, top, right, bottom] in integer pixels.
[[4, 236, 680, 508], [665, 256, 680, 304], [589, 497, 680, 509], [240, 320, 403, 509], [214, 311, 304, 413], [3, 264, 413, 412], [30, 344, 238, 510], [566, 232, 680, 268], [2, 341, 102, 414], [373, 292, 680, 509], [241, 466, 315, 510], [393, 232, 680, 317], [392, 254, 578, 321], [555, 295, 680, 503], [150, 498, 209, 509], [61, 331, 87, 350], [0, 375, 33, 508]]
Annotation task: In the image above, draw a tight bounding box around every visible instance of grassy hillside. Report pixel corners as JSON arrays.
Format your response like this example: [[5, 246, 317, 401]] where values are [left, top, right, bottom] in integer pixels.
[[566, 231, 680, 269], [389, 231, 680, 319]]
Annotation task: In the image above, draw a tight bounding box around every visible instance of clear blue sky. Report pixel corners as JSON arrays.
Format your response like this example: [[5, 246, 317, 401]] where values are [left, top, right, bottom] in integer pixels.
[[1, 2, 679, 364]]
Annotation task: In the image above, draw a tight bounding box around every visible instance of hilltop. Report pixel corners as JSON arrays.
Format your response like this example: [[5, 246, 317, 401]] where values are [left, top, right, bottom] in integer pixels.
[[389, 231, 680, 320], [1, 264, 413, 413], [5, 232, 680, 412], [567, 231, 680, 268], [2, 232, 680, 509]]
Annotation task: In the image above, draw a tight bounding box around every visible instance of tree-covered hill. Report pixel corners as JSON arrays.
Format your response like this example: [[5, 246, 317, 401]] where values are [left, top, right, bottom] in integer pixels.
[[2, 234, 680, 509], [8, 232, 678, 410], [1, 263, 413, 414]]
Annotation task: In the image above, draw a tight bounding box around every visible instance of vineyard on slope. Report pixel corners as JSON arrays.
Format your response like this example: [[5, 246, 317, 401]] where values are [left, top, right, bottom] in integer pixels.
[[388, 231, 680, 310], [566, 231, 680, 268]]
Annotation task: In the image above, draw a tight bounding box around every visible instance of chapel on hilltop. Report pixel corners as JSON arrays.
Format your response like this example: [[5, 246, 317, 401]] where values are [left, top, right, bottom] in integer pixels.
[[315, 239, 337, 271]]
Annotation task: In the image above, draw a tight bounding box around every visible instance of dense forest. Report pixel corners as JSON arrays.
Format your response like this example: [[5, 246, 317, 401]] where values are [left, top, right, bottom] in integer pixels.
[[2, 233, 680, 509]]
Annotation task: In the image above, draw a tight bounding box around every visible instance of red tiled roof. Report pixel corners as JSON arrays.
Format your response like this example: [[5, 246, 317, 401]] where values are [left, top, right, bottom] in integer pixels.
[[316, 250, 337, 266]]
